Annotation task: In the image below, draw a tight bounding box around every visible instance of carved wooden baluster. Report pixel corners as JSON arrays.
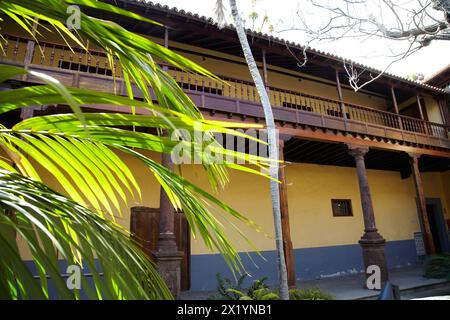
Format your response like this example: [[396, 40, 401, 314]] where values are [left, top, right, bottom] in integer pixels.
[[387, 113, 393, 128], [59, 47, 65, 68], [186, 72, 190, 90], [357, 107, 362, 121], [77, 50, 82, 71], [405, 118, 410, 132], [358, 107, 363, 122], [294, 93, 299, 109], [305, 96, 311, 112], [104, 57, 108, 75], [68, 50, 74, 70], [87, 52, 92, 73], [413, 119, 418, 133], [13, 38, 19, 61], [95, 52, 100, 74], [2, 37, 9, 58], [368, 110, 373, 124]]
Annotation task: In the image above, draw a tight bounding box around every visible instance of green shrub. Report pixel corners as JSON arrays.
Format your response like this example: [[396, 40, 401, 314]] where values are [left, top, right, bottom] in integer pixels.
[[424, 254, 450, 280], [207, 273, 247, 300], [289, 288, 334, 300], [246, 276, 269, 297], [208, 274, 278, 300], [228, 287, 280, 300], [208, 274, 334, 300]]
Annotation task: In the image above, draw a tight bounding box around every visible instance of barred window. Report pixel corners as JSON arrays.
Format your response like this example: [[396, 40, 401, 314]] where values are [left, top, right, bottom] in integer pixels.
[[331, 199, 353, 217]]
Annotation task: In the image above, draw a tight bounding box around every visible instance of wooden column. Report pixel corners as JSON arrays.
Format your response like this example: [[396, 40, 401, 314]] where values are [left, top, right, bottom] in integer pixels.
[[335, 70, 348, 132], [390, 86, 403, 130], [348, 145, 389, 285], [157, 25, 177, 253], [416, 95, 430, 135], [416, 95, 425, 120], [278, 138, 296, 288], [154, 26, 183, 298], [438, 99, 450, 126], [408, 153, 436, 255], [262, 49, 269, 91]]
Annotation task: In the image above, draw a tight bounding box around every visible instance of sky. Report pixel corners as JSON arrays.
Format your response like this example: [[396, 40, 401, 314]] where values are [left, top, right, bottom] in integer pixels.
[[151, 0, 450, 79]]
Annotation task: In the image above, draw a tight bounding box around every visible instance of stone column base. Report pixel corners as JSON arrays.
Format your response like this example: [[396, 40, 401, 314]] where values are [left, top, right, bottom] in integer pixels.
[[154, 250, 183, 298], [359, 232, 389, 289]]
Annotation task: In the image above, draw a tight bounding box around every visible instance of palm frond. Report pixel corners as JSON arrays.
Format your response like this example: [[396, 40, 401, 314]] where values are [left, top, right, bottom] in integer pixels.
[[0, 65, 274, 286], [0, 169, 172, 300]]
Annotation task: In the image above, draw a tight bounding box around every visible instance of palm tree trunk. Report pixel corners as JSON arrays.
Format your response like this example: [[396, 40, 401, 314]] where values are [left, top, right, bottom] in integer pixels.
[[228, 0, 289, 300]]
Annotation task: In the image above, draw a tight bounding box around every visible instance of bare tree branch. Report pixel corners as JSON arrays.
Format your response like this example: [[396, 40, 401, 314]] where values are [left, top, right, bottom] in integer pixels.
[[276, 0, 449, 91]]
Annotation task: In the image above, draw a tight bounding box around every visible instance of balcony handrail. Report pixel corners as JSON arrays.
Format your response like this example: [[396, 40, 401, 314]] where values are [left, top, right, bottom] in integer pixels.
[[1, 34, 449, 137], [2, 33, 108, 56]]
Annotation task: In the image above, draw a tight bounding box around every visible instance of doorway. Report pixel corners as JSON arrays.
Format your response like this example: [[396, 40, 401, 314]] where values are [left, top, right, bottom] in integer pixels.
[[425, 198, 450, 254]]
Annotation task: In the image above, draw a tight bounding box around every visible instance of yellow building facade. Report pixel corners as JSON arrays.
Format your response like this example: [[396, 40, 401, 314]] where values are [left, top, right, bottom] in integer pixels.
[[1, 0, 449, 292]]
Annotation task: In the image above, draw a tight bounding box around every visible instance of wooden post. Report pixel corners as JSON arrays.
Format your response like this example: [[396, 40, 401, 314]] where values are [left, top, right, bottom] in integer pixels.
[[416, 95, 430, 135], [348, 145, 389, 286], [157, 25, 177, 253], [438, 99, 450, 126], [335, 70, 347, 119], [390, 86, 403, 130], [262, 49, 269, 91], [408, 153, 436, 255], [154, 26, 183, 298], [335, 70, 348, 131], [416, 95, 425, 120], [278, 138, 296, 288], [162, 26, 169, 71]]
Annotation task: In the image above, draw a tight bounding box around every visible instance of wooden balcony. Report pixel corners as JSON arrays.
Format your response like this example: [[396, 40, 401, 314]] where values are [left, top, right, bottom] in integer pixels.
[[1, 34, 449, 150]]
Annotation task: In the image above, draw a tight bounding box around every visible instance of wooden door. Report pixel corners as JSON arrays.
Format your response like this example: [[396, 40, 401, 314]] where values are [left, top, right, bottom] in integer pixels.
[[130, 207, 191, 291]]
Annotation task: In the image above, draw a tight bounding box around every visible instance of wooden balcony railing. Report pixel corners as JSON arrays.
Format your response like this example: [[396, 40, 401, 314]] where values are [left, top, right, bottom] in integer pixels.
[[1, 34, 449, 141]]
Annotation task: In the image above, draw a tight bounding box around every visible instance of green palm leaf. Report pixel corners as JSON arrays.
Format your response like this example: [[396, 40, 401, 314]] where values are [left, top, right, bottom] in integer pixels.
[[0, 169, 172, 300], [0, 0, 279, 299]]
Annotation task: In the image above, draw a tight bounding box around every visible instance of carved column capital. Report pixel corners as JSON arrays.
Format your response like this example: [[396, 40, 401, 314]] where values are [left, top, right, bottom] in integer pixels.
[[347, 144, 369, 160], [278, 134, 291, 144], [407, 152, 421, 160]]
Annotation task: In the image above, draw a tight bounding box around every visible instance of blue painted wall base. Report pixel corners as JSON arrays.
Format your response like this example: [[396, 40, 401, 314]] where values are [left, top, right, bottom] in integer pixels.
[[190, 239, 418, 291]]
